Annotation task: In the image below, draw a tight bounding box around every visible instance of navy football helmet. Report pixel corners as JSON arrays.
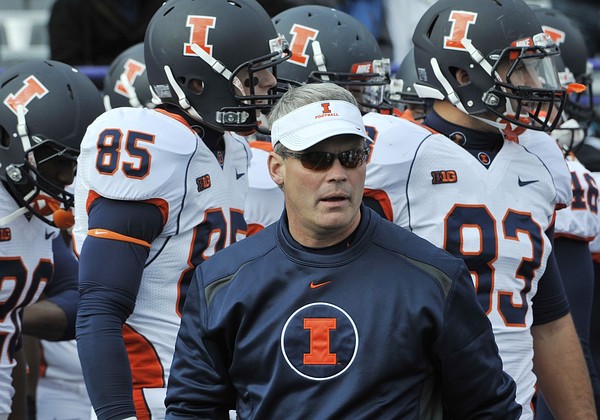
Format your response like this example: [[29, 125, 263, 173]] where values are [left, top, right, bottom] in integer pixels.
[[272, 5, 390, 112], [534, 7, 594, 128], [0, 60, 104, 228], [412, 0, 567, 134], [103, 43, 153, 110], [144, 0, 291, 132], [388, 48, 433, 120], [533, 6, 593, 153]]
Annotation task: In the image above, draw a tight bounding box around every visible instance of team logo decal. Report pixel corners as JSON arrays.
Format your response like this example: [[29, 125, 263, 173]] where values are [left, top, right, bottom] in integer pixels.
[[4, 76, 49, 116], [287, 24, 319, 67], [443, 11, 477, 51], [477, 152, 491, 165], [541, 25, 566, 45], [184, 15, 216, 56], [114, 58, 146, 97], [449, 131, 467, 146], [314, 102, 339, 119], [280, 302, 358, 381]]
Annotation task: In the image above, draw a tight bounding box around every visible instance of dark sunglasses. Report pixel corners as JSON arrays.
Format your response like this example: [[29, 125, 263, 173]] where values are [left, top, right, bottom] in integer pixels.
[[280, 147, 370, 170]]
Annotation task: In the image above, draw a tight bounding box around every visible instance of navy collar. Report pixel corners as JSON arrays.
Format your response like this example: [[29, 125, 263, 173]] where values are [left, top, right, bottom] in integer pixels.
[[423, 110, 504, 153]]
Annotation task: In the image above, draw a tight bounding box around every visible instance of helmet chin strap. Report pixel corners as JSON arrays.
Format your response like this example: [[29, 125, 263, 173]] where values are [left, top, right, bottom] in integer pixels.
[[430, 57, 467, 113], [311, 41, 329, 81], [119, 72, 141, 108], [0, 188, 36, 226], [188, 43, 245, 95], [16, 105, 32, 154], [162, 64, 203, 122]]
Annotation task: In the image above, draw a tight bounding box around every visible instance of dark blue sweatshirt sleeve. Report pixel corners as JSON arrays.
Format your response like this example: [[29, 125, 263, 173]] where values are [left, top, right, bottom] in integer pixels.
[[77, 197, 163, 420], [438, 262, 521, 418], [44, 235, 79, 340], [165, 268, 235, 419], [532, 227, 570, 326]]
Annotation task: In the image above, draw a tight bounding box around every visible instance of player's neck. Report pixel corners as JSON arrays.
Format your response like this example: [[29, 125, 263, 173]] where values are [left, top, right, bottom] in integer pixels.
[[433, 101, 496, 133]]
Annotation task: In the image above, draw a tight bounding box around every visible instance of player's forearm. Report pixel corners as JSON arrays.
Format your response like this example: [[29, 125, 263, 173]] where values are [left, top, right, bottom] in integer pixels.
[[22, 299, 69, 341], [532, 313, 597, 419]]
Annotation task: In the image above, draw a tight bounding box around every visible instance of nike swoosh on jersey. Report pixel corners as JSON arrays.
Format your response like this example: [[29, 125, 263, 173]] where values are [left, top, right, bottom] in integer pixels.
[[518, 177, 539, 187], [236, 169, 245, 180], [310, 280, 331, 289], [45, 230, 53, 240]]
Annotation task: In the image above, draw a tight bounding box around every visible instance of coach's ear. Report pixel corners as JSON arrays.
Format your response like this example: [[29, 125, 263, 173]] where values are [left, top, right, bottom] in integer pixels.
[[268, 151, 285, 190]]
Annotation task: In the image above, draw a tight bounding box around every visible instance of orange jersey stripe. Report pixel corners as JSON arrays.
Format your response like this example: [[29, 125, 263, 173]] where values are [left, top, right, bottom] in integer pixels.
[[363, 188, 394, 222], [247, 223, 265, 236], [123, 324, 164, 390], [153, 108, 195, 134]]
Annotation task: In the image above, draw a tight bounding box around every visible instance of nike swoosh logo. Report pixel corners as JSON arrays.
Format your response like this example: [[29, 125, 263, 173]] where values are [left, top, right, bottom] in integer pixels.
[[518, 177, 539, 187], [45, 230, 53, 240], [310, 280, 331, 289], [236, 169, 245, 180]]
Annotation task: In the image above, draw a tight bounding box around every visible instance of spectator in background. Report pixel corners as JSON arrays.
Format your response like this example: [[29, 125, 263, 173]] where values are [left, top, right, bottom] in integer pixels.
[[256, 0, 342, 17], [552, 0, 600, 57], [382, 0, 436, 69], [48, 0, 163, 73]]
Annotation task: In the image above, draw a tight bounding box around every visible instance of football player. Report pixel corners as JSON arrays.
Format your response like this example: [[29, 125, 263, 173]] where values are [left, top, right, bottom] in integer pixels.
[[102, 42, 154, 111], [25, 40, 153, 420], [532, 6, 600, 418], [0, 59, 104, 420], [361, 0, 595, 418], [73, 0, 290, 419], [273, 5, 391, 115], [243, 5, 394, 237], [387, 48, 433, 122]]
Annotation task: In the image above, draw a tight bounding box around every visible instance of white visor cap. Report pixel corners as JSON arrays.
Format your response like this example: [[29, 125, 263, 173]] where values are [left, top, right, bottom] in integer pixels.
[[271, 100, 372, 151]]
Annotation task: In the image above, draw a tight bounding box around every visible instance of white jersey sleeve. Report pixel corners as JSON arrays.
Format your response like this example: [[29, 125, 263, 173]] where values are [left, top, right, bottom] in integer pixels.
[[245, 141, 284, 235], [74, 107, 200, 244], [363, 111, 447, 226], [518, 129, 573, 209]]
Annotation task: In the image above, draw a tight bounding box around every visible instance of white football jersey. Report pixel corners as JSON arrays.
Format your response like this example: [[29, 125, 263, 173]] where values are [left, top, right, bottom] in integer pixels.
[[589, 173, 600, 256], [0, 184, 57, 414], [363, 112, 572, 419], [73, 107, 250, 402], [553, 157, 600, 241], [245, 140, 284, 235]]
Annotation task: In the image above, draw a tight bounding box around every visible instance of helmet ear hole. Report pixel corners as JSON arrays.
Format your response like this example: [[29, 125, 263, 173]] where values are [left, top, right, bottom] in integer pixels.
[[1, 128, 10, 148], [450, 67, 471, 86], [188, 79, 205, 95]]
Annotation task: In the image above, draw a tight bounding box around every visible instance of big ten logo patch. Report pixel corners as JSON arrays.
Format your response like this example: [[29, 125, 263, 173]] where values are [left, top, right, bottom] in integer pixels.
[[431, 170, 457, 184], [0, 228, 11, 241], [280, 302, 358, 380]]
